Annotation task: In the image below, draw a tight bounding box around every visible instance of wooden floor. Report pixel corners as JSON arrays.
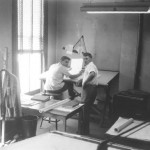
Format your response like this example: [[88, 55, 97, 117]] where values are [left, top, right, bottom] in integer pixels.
[[2, 115, 150, 150], [36, 116, 110, 140]]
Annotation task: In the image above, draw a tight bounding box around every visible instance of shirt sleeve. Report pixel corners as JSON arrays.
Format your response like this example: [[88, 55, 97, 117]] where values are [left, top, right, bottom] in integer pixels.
[[62, 66, 71, 77], [87, 64, 97, 74]]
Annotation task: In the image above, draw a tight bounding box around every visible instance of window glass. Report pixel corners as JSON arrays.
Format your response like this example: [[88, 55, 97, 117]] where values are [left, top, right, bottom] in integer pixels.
[[18, 0, 44, 93], [18, 53, 41, 93]]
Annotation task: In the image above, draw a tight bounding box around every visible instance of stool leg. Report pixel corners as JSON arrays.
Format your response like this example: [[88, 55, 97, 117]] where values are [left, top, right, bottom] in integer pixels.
[[55, 119, 58, 130], [40, 117, 44, 128], [73, 89, 81, 97], [63, 119, 67, 132]]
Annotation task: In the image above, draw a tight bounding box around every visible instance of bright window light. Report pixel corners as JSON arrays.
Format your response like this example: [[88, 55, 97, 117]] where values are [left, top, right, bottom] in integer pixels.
[[18, 0, 44, 94], [69, 58, 83, 74], [18, 53, 41, 94]]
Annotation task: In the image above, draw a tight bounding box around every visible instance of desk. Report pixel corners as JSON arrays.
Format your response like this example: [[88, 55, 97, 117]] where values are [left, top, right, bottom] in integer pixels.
[[106, 117, 150, 150], [96, 70, 119, 126], [40, 70, 119, 86], [40, 70, 119, 126], [65, 70, 119, 126], [0, 131, 141, 150], [21, 96, 84, 133], [66, 70, 119, 84]]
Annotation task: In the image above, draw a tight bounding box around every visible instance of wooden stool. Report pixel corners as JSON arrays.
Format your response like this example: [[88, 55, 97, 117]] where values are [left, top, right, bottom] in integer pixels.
[[40, 117, 60, 129], [40, 92, 64, 128], [40, 90, 81, 128]]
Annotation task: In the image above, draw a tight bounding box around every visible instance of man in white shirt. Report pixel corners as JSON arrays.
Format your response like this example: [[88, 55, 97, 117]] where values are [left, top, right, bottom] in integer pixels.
[[77, 52, 98, 135], [44, 56, 83, 99]]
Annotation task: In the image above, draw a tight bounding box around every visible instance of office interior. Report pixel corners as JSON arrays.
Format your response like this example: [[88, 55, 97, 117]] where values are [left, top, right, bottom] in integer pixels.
[[1, 0, 150, 149]]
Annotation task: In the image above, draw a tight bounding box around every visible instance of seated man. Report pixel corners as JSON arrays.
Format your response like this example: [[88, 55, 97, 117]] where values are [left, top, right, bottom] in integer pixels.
[[44, 56, 83, 100]]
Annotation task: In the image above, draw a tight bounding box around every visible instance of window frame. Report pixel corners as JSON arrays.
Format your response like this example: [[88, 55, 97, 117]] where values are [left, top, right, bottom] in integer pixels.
[[17, 0, 45, 94]]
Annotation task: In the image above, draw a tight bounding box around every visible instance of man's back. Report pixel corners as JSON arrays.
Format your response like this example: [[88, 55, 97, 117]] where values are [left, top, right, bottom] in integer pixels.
[[44, 63, 69, 91]]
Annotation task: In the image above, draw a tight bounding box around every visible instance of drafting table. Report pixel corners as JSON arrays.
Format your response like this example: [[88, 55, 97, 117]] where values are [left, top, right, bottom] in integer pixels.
[[95, 70, 119, 126], [21, 95, 84, 133], [69, 70, 119, 126], [106, 117, 150, 150], [0, 131, 141, 150], [40, 70, 119, 85], [39, 70, 119, 126]]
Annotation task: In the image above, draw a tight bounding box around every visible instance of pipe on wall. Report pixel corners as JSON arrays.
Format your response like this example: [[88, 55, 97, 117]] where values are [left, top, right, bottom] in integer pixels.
[[134, 14, 144, 89]]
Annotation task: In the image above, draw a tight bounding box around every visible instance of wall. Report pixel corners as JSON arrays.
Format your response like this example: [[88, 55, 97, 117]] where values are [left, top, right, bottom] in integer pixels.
[[47, 0, 57, 69], [56, 0, 85, 60], [1, 0, 150, 93], [55, 0, 141, 91], [0, 0, 57, 72], [119, 15, 140, 91], [139, 15, 150, 92], [0, 0, 12, 71]]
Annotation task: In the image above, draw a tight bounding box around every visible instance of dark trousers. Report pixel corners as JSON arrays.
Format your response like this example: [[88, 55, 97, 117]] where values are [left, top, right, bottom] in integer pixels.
[[62, 80, 76, 98], [45, 80, 75, 98], [81, 84, 97, 135]]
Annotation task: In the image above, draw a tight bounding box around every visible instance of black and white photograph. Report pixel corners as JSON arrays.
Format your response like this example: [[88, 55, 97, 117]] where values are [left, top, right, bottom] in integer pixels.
[[0, 0, 150, 149]]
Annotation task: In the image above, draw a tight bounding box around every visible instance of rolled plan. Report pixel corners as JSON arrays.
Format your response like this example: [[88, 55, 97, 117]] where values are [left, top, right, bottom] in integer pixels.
[[114, 118, 134, 132], [39, 99, 70, 113]]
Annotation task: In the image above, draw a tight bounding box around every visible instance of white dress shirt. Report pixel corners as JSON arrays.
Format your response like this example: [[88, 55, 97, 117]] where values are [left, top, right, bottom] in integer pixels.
[[82, 62, 99, 86], [44, 63, 70, 91]]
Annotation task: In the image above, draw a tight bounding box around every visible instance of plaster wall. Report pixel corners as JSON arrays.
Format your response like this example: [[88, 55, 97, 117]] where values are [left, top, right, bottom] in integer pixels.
[[55, 0, 150, 92], [139, 15, 150, 92], [55, 0, 139, 91], [56, 0, 122, 71], [47, 0, 57, 69], [119, 15, 139, 91], [1, 0, 150, 93]]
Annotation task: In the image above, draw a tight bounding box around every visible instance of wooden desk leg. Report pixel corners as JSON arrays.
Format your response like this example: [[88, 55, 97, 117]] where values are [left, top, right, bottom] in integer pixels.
[[100, 86, 110, 127], [63, 119, 67, 132], [78, 107, 84, 135]]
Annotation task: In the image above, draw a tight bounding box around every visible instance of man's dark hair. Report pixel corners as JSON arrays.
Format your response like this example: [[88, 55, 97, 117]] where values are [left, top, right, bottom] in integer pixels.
[[60, 56, 71, 61], [83, 52, 92, 58]]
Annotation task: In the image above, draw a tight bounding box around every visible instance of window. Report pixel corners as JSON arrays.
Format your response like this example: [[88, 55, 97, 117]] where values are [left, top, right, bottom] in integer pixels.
[[17, 0, 44, 94]]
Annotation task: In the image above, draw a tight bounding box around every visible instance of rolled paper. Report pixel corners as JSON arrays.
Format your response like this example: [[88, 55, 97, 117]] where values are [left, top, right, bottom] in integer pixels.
[[114, 118, 134, 132], [39, 99, 70, 113]]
